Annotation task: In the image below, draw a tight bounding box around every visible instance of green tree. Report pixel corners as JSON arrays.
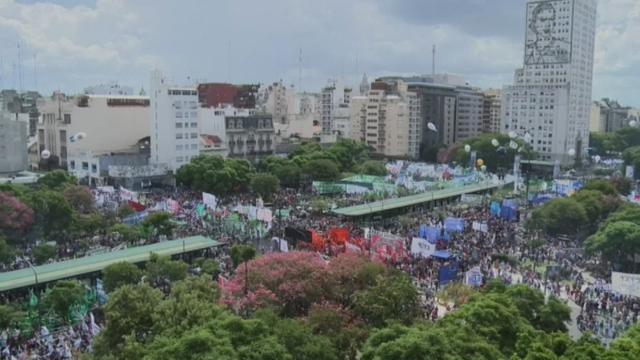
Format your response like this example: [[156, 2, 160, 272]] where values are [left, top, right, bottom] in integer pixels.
[[303, 159, 341, 181], [32, 243, 57, 264], [109, 223, 140, 244], [24, 189, 74, 240], [251, 173, 280, 202], [43, 280, 85, 323], [585, 221, 640, 272], [455, 133, 534, 172], [271, 163, 302, 188], [145, 254, 189, 285], [528, 198, 588, 236], [226, 159, 255, 191], [623, 146, 640, 179], [37, 170, 76, 189], [102, 262, 143, 293], [355, 160, 387, 176], [94, 284, 163, 353], [328, 139, 372, 172], [63, 185, 96, 214], [0, 304, 23, 330], [141, 212, 175, 239], [353, 272, 420, 328], [117, 203, 136, 218], [582, 179, 618, 196], [176, 155, 235, 195], [573, 190, 606, 225], [230, 244, 256, 268], [0, 236, 15, 265], [610, 177, 633, 196]]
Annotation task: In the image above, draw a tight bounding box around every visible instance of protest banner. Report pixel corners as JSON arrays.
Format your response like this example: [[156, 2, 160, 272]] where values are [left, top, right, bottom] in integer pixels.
[[410, 237, 435, 258]]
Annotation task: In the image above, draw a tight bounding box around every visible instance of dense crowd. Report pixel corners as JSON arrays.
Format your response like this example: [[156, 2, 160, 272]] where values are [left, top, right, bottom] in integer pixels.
[[2, 183, 640, 356]]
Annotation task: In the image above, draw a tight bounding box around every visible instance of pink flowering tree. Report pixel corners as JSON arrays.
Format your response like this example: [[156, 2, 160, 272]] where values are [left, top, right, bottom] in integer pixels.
[[220, 251, 333, 317], [0, 192, 35, 240]]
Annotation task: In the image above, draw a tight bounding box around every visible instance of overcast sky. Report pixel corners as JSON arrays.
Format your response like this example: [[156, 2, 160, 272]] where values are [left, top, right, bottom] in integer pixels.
[[0, 0, 638, 106]]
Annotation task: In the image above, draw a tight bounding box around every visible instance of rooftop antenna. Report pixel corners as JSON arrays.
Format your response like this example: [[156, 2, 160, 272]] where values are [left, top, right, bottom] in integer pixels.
[[0, 56, 3, 90], [298, 48, 302, 91], [226, 41, 231, 83], [432, 44, 436, 76], [33, 53, 37, 90], [17, 42, 23, 92]]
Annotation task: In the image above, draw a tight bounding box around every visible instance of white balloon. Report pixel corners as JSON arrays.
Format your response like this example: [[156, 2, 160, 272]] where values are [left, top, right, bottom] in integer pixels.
[[518, 147, 524, 153], [427, 122, 437, 131], [41, 149, 51, 159], [568, 149, 576, 156], [75, 132, 87, 140], [524, 133, 532, 143], [464, 144, 471, 153], [508, 131, 517, 139], [491, 139, 499, 147], [480, 165, 487, 172], [509, 140, 519, 150], [594, 155, 601, 163], [630, 120, 638, 128]]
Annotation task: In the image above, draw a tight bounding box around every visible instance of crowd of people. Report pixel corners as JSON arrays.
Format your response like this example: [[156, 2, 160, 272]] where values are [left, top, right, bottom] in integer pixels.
[[2, 179, 640, 356]]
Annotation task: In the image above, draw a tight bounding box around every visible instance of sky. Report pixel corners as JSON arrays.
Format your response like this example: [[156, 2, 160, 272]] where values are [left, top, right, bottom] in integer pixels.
[[0, 0, 638, 106]]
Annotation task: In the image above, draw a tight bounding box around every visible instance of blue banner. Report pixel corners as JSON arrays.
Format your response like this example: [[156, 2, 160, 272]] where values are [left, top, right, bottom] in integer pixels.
[[122, 211, 148, 226], [444, 217, 464, 232], [438, 262, 459, 286]]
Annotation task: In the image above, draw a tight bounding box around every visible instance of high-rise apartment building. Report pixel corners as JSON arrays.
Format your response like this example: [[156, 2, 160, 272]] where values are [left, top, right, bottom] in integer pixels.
[[482, 89, 502, 133], [502, 0, 597, 161], [320, 81, 351, 139], [455, 86, 485, 141], [350, 80, 420, 158], [150, 71, 200, 172]]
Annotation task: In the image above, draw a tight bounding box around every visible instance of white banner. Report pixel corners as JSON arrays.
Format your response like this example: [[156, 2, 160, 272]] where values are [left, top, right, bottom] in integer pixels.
[[202, 192, 217, 209], [611, 271, 640, 297], [119, 187, 138, 201], [472, 221, 489, 233], [411, 237, 435, 258]]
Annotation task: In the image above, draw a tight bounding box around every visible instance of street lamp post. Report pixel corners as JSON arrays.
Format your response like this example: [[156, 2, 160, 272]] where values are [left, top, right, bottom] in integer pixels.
[[26, 259, 38, 286]]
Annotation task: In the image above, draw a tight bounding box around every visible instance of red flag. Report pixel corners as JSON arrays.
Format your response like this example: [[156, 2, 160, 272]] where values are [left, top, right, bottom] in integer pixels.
[[128, 200, 146, 212]]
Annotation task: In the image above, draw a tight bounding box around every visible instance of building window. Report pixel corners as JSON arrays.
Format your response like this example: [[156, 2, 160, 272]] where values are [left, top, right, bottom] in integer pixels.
[[176, 156, 184, 163], [63, 114, 71, 124], [176, 133, 183, 139], [82, 162, 89, 170], [176, 144, 183, 151], [176, 122, 183, 128], [91, 164, 97, 173], [69, 161, 75, 169], [190, 133, 197, 139], [191, 143, 198, 150], [190, 122, 198, 128]]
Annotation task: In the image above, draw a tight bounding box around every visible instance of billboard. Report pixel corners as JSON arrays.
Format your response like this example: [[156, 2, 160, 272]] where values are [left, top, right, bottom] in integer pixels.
[[525, 0, 572, 65]]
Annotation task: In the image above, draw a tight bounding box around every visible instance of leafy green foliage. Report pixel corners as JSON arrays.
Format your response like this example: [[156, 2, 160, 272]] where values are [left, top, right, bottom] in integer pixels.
[[63, 185, 96, 214], [303, 159, 341, 181], [586, 221, 640, 272], [251, 173, 280, 202], [355, 160, 388, 176], [455, 133, 534, 171], [176, 155, 255, 195], [0, 236, 15, 265], [0, 304, 23, 330], [102, 262, 143, 293], [141, 212, 175, 239], [352, 271, 420, 328], [528, 197, 588, 236], [43, 280, 85, 323], [145, 254, 189, 285], [32, 243, 57, 265], [37, 170, 77, 189], [229, 244, 256, 268]]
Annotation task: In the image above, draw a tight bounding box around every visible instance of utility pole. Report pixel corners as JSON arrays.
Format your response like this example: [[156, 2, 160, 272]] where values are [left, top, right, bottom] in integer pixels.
[[432, 44, 436, 76]]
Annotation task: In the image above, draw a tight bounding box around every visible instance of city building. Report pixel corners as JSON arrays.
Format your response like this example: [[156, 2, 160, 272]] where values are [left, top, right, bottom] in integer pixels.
[[454, 86, 485, 141], [150, 70, 199, 172], [197, 83, 259, 109], [225, 114, 275, 159], [502, 0, 597, 161], [0, 111, 28, 174], [320, 80, 352, 140], [198, 105, 253, 158], [1, 89, 41, 136], [482, 89, 502, 133], [590, 99, 640, 133], [350, 80, 420, 158], [83, 83, 134, 96], [37, 92, 150, 170]]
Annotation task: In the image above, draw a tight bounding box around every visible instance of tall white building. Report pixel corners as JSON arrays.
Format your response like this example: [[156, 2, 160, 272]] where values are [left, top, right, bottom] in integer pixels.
[[150, 71, 200, 172], [320, 80, 352, 141], [502, 0, 597, 161]]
